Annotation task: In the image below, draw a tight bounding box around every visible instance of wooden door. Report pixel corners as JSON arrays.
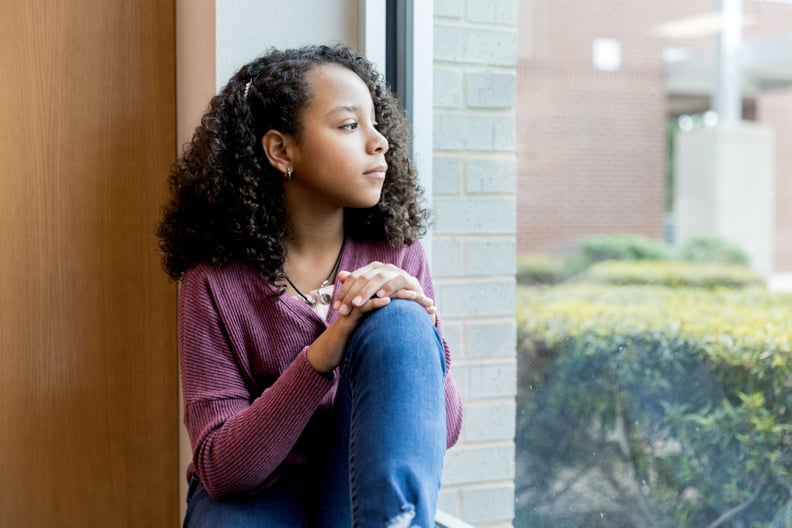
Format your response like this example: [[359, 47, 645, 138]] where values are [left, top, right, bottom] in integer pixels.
[[0, 1, 178, 526]]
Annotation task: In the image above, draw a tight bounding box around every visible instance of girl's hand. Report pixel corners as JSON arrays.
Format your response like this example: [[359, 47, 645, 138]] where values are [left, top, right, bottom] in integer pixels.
[[306, 263, 437, 375], [332, 262, 436, 323]]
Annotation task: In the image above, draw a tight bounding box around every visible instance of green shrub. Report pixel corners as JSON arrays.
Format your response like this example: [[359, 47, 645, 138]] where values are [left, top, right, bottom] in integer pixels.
[[579, 234, 676, 267], [517, 235, 754, 288], [681, 236, 751, 266], [516, 254, 577, 285], [579, 260, 764, 289], [516, 284, 792, 527]]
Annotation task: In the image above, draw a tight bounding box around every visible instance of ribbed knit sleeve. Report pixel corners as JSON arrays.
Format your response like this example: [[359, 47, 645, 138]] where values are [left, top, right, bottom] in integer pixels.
[[179, 264, 336, 499]]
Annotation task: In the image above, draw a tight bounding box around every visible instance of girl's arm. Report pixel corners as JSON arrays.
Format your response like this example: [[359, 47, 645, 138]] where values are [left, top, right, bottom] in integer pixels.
[[179, 268, 336, 500]]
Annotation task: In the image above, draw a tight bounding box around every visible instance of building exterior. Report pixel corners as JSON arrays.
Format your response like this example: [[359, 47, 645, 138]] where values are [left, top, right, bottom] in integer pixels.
[[516, 0, 792, 274]]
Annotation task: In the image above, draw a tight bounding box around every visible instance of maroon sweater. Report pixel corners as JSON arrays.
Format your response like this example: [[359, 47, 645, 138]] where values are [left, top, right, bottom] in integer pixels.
[[179, 238, 463, 499]]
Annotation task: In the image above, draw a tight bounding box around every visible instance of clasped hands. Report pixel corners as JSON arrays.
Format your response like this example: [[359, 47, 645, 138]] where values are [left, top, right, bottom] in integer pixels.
[[332, 261, 436, 325], [306, 262, 437, 374]]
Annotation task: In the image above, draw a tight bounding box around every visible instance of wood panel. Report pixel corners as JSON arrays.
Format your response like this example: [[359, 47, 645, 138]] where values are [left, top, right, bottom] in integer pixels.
[[0, 1, 178, 526]]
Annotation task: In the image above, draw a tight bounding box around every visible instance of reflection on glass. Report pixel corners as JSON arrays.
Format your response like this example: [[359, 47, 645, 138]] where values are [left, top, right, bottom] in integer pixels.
[[515, 1, 792, 526]]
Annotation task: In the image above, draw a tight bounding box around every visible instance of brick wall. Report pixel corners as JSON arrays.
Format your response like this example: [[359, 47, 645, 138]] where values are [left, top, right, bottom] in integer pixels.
[[433, 0, 518, 526], [516, 0, 792, 273], [516, 0, 678, 255]]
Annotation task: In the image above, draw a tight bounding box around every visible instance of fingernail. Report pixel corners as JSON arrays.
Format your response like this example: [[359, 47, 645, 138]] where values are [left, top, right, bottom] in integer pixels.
[[352, 296, 363, 306], [339, 304, 350, 315], [333, 301, 340, 310]]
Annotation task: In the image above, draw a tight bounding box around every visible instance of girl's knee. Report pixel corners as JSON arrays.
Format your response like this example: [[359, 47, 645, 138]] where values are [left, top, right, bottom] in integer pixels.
[[347, 300, 443, 368], [365, 298, 432, 328], [356, 299, 436, 343]]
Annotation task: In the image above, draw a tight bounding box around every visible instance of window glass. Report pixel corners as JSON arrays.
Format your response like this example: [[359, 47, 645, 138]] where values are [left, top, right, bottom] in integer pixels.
[[514, 1, 792, 525]]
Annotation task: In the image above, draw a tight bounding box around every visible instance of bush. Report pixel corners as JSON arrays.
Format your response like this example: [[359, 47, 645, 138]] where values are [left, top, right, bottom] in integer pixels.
[[681, 236, 751, 266], [579, 234, 676, 267], [517, 235, 759, 287], [579, 260, 764, 289], [516, 284, 792, 527], [517, 254, 577, 285]]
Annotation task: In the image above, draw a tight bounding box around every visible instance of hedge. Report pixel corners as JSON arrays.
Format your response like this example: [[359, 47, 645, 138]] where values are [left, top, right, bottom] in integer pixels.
[[579, 260, 764, 289], [517, 254, 577, 285], [579, 234, 677, 264], [516, 234, 752, 286], [516, 284, 792, 527]]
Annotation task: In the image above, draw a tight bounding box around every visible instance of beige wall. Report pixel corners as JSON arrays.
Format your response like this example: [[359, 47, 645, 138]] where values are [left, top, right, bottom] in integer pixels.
[[1, 1, 178, 526]]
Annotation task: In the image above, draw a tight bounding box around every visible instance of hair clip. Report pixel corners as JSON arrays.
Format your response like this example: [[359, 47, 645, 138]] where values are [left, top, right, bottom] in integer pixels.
[[244, 80, 252, 99]]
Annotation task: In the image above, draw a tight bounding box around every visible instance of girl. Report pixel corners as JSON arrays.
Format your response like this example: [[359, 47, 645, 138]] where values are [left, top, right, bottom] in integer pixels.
[[158, 44, 463, 527]]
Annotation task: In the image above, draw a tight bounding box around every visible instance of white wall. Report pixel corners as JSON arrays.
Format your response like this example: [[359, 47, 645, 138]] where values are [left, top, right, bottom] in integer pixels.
[[215, 0, 358, 91]]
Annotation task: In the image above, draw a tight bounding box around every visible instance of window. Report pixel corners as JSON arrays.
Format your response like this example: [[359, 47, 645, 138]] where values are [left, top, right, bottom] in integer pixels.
[[514, 1, 792, 525]]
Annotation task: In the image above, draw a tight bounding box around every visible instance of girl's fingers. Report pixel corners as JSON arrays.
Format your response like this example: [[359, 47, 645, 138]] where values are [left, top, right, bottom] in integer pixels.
[[390, 289, 433, 308], [334, 266, 401, 313], [390, 289, 418, 300], [334, 264, 386, 303], [333, 263, 431, 316], [355, 296, 391, 313]]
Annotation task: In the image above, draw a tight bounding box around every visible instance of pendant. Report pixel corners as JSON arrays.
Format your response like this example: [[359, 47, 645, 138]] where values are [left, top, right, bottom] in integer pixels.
[[318, 292, 332, 305]]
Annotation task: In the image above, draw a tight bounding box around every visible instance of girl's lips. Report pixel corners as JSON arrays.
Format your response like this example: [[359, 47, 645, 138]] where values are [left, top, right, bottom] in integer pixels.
[[364, 165, 388, 179]]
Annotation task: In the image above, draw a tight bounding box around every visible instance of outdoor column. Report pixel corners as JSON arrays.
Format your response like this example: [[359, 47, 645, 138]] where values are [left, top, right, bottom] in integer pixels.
[[674, 124, 775, 276]]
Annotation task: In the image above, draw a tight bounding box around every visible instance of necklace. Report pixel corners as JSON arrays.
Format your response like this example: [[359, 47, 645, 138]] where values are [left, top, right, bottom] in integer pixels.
[[282, 239, 345, 307]]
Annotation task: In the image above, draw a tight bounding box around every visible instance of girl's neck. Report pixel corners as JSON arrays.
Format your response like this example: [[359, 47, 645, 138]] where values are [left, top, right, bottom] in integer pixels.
[[283, 180, 347, 255], [286, 207, 345, 256], [282, 208, 345, 295]]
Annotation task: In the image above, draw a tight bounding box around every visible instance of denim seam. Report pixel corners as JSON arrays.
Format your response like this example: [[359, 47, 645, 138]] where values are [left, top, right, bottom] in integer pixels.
[[347, 358, 360, 526]]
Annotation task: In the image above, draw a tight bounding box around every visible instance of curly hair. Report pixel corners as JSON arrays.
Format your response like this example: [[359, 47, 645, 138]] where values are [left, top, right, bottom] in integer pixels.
[[157, 44, 429, 281]]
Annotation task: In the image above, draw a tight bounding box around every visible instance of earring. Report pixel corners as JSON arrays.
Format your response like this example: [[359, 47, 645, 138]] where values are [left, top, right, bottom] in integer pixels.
[[285, 167, 293, 181]]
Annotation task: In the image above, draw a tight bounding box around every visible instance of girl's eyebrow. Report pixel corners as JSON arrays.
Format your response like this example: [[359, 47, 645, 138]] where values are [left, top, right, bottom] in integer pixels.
[[325, 104, 375, 118], [326, 105, 359, 116]]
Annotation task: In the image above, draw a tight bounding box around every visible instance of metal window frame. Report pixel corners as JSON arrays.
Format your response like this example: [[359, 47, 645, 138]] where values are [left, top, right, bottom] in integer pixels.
[[386, 0, 414, 122]]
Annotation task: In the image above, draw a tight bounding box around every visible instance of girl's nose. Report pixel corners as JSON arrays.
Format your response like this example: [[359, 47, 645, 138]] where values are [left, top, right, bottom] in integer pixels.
[[369, 127, 389, 154]]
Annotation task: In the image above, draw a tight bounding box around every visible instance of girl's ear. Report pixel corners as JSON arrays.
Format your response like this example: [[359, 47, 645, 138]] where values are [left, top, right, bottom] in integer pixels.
[[261, 130, 293, 173]]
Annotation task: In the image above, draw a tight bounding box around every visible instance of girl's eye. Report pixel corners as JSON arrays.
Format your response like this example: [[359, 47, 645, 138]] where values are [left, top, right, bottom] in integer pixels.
[[340, 122, 358, 131]]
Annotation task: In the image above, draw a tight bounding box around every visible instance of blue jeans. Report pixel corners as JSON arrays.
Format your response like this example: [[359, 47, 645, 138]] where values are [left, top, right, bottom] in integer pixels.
[[183, 474, 312, 527], [184, 300, 447, 528]]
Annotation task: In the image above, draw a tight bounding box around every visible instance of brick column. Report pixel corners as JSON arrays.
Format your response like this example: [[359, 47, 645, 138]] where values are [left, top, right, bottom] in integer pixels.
[[433, 1, 518, 526]]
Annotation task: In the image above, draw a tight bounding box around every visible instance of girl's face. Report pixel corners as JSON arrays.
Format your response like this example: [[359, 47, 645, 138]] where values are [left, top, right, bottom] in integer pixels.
[[283, 64, 389, 211]]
